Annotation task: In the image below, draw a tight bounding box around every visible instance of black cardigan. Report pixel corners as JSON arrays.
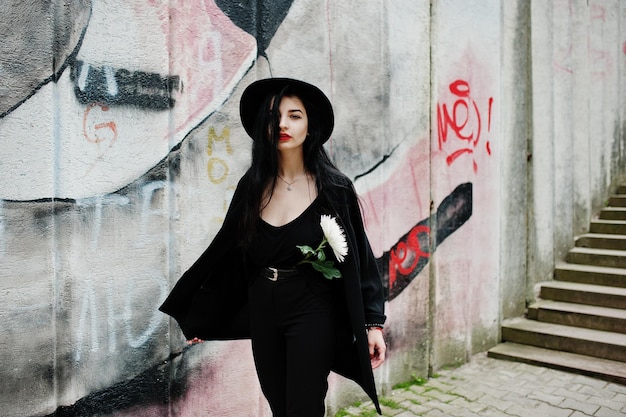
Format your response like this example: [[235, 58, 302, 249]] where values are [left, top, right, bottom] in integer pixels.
[[159, 172, 387, 414]]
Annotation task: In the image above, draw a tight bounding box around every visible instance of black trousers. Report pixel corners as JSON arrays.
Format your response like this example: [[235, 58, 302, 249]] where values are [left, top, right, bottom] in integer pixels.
[[248, 272, 338, 417]]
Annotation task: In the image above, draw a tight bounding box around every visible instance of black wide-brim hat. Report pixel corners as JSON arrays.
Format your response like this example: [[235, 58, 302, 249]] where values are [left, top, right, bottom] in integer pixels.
[[239, 78, 334, 143]]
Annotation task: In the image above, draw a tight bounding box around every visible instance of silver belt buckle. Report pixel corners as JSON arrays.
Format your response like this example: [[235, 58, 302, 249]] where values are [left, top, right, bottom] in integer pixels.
[[268, 267, 278, 281]]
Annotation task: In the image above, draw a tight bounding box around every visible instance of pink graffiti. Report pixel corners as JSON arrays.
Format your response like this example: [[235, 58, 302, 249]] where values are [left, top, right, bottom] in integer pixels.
[[143, 0, 256, 140], [553, 1, 613, 79], [590, 3, 605, 21], [437, 80, 493, 173]]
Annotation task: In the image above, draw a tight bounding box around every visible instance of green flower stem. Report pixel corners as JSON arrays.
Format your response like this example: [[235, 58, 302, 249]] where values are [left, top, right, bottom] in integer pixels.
[[296, 237, 342, 279], [297, 238, 328, 264]]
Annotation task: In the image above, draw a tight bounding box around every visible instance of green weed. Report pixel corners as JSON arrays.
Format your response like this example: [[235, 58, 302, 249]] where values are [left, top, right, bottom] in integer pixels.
[[392, 374, 427, 390], [379, 397, 400, 409]]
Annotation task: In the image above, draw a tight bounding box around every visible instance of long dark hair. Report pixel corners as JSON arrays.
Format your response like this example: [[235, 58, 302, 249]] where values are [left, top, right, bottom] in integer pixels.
[[239, 84, 352, 248]]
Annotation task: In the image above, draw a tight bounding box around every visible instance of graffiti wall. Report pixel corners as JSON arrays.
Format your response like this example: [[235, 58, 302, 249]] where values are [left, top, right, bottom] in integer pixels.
[[429, 0, 501, 368], [0, 1, 624, 416]]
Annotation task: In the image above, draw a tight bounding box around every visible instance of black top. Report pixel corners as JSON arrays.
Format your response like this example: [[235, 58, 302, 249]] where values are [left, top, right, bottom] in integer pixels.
[[248, 198, 323, 269]]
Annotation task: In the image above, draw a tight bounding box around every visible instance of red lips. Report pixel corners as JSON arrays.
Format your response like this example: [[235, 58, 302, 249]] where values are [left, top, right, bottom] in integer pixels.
[[279, 133, 291, 141]]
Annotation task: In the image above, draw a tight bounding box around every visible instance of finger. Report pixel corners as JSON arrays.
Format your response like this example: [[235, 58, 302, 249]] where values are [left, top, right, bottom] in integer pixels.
[[371, 344, 386, 369], [378, 346, 386, 364], [371, 352, 384, 369]]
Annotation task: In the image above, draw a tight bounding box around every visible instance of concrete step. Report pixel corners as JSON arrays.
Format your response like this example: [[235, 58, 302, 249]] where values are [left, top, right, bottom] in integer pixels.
[[488, 342, 626, 385], [576, 233, 626, 251], [554, 262, 626, 288], [590, 219, 626, 234], [566, 247, 626, 269], [500, 318, 626, 362], [617, 185, 626, 195], [527, 300, 626, 334], [540, 280, 626, 309], [609, 195, 626, 207], [599, 207, 626, 220]]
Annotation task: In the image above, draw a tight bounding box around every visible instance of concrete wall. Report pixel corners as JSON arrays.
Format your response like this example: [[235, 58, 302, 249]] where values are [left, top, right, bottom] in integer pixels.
[[526, 0, 626, 303], [0, 1, 623, 416]]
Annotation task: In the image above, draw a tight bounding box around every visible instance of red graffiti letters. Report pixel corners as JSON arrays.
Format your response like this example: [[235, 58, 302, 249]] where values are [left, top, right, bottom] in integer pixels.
[[388, 224, 430, 289], [437, 80, 492, 173]]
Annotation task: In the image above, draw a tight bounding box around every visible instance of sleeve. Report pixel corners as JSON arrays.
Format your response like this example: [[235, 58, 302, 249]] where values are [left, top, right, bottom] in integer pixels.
[[158, 173, 251, 339], [346, 187, 387, 327]]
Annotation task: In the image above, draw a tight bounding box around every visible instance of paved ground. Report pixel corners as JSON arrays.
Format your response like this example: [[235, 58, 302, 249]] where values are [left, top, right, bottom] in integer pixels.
[[337, 353, 626, 417]]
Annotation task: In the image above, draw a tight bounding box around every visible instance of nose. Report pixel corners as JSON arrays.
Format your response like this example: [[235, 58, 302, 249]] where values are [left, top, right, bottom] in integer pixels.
[[279, 114, 288, 130]]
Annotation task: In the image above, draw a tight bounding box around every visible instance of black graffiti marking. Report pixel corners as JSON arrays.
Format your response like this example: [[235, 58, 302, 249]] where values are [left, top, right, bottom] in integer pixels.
[[0, 0, 92, 118], [378, 182, 473, 301], [44, 349, 190, 417], [215, 0, 294, 55], [70, 61, 181, 110], [354, 143, 400, 182]]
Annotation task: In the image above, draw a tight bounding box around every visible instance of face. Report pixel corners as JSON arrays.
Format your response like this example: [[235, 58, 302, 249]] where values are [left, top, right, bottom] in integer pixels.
[[276, 95, 308, 152]]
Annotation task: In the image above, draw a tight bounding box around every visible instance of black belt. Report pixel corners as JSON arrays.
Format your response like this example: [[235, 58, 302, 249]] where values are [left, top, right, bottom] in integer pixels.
[[261, 267, 300, 281]]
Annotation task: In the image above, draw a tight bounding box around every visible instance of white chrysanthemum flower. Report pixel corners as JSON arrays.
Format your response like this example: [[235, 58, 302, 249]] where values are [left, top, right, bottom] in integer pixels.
[[320, 215, 348, 263]]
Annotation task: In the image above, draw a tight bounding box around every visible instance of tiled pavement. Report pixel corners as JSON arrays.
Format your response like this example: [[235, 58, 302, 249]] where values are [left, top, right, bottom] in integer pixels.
[[337, 352, 626, 417]]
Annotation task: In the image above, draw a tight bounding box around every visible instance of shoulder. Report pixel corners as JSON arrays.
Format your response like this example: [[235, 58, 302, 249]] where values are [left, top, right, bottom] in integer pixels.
[[230, 169, 254, 201], [320, 173, 362, 219], [322, 170, 355, 198], [236, 168, 254, 189], [332, 170, 352, 186]]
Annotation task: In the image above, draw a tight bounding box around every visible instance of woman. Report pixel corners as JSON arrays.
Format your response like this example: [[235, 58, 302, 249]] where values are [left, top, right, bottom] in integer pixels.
[[160, 78, 386, 416]]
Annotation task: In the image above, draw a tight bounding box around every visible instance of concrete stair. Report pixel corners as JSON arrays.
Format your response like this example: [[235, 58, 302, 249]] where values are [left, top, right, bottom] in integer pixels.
[[488, 184, 626, 385], [527, 300, 626, 333], [488, 343, 626, 385]]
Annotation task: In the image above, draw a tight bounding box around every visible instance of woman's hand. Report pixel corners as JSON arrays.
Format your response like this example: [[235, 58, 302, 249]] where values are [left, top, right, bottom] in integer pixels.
[[187, 337, 204, 345], [367, 328, 386, 369]]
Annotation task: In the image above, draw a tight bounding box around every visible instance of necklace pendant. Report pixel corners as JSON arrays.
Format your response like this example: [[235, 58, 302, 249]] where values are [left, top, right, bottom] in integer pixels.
[[277, 174, 304, 191]]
